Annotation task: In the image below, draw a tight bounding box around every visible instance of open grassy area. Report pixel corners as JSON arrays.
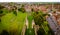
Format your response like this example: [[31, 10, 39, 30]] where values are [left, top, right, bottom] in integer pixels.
[[0, 12, 27, 35]]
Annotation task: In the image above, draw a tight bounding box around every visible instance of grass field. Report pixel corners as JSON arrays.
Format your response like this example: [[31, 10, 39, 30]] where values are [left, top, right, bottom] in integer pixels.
[[0, 12, 27, 35]]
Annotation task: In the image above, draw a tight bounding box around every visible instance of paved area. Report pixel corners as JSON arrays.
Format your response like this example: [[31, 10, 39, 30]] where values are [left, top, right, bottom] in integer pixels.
[[46, 16, 60, 35]]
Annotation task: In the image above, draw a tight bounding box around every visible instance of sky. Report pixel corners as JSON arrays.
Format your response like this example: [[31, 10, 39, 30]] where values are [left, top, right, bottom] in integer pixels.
[[0, 0, 60, 2]]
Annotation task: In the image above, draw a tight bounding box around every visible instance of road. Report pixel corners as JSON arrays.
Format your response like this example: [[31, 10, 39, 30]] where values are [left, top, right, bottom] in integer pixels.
[[46, 16, 60, 35]]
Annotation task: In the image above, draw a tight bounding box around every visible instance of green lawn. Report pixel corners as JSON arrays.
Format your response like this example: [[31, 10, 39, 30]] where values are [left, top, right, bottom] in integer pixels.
[[0, 12, 27, 35]]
